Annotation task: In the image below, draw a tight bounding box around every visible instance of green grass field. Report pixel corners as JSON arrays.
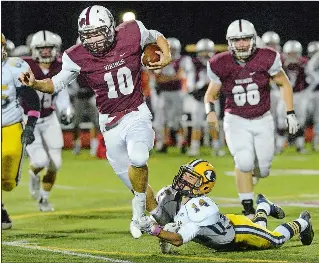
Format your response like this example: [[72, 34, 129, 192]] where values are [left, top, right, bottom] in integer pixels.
[[2, 146, 319, 263]]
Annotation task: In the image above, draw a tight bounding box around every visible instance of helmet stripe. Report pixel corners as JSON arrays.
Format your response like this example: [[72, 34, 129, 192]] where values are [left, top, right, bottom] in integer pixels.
[[43, 30, 46, 41], [239, 19, 242, 32], [188, 159, 206, 168], [85, 6, 93, 25]]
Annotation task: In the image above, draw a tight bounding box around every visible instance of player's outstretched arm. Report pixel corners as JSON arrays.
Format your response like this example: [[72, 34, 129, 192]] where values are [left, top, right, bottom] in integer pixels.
[[19, 68, 54, 94], [148, 36, 172, 70]]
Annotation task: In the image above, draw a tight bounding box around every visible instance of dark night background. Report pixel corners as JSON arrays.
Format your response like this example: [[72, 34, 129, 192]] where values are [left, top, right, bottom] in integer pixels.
[[1, 1, 319, 53]]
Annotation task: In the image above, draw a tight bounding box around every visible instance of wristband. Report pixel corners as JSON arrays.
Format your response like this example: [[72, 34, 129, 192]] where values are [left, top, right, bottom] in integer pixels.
[[286, 110, 295, 115], [205, 102, 215, 115], [152, 225, 162, 236], [28, 110, 40, 118]]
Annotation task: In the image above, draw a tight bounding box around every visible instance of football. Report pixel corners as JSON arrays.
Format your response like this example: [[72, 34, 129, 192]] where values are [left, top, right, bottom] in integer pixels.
[[142, 43, 162, 67]]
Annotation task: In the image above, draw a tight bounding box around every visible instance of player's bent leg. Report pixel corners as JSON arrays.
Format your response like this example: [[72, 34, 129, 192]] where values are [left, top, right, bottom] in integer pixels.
[[226, 214, 286, 249], [2, 123, 24, 192]]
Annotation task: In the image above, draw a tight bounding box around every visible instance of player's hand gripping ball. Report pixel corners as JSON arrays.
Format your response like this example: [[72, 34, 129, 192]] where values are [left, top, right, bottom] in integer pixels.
[[142, 43, 162, 67]]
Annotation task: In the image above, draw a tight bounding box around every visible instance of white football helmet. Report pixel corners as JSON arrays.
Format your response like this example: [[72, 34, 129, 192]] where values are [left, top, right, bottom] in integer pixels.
[[11, 45, 31, 57], [261, 31, 281, 51], [226, 19, 257, 61], [307, 41, 319, 58], [78, 5, 115, 55], [54, 33, 62, 53], [167, 37, 181, 60], [283, 40, 303, 65], [6, 39, 15, 56], [196, 38, 215, 65], [30, 30, 60, 63], [256, 36, 265, 48]]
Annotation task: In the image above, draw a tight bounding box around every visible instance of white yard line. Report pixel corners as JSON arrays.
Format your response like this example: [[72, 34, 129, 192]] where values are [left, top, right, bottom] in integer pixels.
[[2, 241, 134, 263], [225, 169, 319, 176]]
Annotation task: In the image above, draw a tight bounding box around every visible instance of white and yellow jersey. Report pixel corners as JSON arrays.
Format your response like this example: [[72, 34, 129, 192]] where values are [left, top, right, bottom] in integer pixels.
[[174, 195, 235, 248], [2, 57, 30, 126]]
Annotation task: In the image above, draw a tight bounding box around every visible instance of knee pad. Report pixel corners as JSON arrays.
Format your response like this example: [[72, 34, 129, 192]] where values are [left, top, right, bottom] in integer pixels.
[[128, 142, 149, 168], [2, 180, 16, 191], [259, 165, 271, 178], [234, 150, 255, 173]]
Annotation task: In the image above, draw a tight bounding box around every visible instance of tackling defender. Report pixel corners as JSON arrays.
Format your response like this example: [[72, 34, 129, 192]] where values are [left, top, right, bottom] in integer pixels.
[[19, 5, 171, 237], [139, 159, 314, 253]]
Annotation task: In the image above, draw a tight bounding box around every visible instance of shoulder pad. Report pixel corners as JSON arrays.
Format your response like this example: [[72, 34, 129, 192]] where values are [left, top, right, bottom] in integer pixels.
[[8, 57, 26, 68], [156, 185, 177, 203], [185, 196, 219, 226]]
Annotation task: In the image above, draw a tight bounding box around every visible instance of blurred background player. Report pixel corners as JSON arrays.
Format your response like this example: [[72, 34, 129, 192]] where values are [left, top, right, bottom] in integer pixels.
[[305, 43, 319, 151], [204, 20, 299, 217], [187, 38, 225, 157], [153, 37, 192, 153], [2, 33, 40, 228], [22, 30, 73, 212], [69, 38, 100, 157], [276, 40, 309, 154]]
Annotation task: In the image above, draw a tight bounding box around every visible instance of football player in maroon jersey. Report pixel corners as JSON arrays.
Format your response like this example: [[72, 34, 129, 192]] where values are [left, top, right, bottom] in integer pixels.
[[204, 19, 299, 217], [19, 5, 172, 238]]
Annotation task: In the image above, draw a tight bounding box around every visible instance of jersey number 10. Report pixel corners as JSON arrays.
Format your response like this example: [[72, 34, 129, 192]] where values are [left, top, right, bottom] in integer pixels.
[[104, 67, 134, 99]]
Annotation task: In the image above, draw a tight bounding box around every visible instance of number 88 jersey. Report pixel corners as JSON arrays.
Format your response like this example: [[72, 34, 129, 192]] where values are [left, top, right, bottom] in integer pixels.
[[207, 48, 282, 119], [2, 57, 30, 126]]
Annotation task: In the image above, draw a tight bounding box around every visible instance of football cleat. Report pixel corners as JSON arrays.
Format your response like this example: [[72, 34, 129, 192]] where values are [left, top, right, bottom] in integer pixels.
[[242, 199, 256, 220], [256, 194, 285, 219], [299, 211, 314, 245], [29, 170, 40, 200], [38, 197, 54, 212], [130, 220, 143, 239], [1, 205, 12, 230]]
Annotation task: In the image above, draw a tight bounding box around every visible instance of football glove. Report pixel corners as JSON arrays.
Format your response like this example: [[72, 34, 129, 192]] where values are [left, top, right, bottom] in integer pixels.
[[138, 216, 162, 236], [60, 106, 74, 125], [286, 111, 299, 135], [21, 125, 35, 145]]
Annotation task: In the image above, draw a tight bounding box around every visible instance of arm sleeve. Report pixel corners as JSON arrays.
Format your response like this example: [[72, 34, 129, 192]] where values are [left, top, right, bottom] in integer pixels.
[[52, 52, 81, 93], [268, 51, 283, 76], [207, 61, 222, 84], [177, 222, 201, 244], [17, 86, 40, 112], [135, 20, 163, 49]]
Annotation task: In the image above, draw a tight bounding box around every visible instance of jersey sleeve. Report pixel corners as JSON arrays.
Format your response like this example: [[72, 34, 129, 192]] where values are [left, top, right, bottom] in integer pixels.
[[268, 51, 283, 76], [11, 58, 30, 88], [52, 52, 81, 93], [135, 20, 163, 49], [177, 221, 201, 244], [207, 60, 222, 84], [54, 88, 71, 112]]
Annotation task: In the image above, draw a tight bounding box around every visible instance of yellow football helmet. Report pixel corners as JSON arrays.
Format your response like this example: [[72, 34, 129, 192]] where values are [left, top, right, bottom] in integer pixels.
[[172, 159, 216, 197], [2, 33, 7, 60]]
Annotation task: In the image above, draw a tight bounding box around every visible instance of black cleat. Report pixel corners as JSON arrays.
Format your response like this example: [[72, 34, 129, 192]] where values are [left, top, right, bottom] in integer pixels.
[[256, 193, 285, 219], [1, 205, 12, 230], [299, 211, 314, 245], [242, 199, 256, 219]]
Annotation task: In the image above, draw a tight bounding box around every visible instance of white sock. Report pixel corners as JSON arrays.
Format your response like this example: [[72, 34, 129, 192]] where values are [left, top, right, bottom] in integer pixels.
[[238, 192, 254, 202], [132, 191, 146, 220], [276, 135, 286, 150], [40, 189, 50, 200], [90, 138, 98, 155], [295, 136, 305, 150], [176, 133, 183, 148], [256, 202, 271, 215], [212, 139, 221, 150], [190, 140, 200, 150], [274, 218, 308, 242]]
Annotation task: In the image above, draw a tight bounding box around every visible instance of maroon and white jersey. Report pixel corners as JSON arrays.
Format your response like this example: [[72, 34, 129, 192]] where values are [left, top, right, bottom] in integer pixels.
[[157, 55, 193, 92], [207, 48, 282, 119], [52, 20, 162, 115], [283, 56, 308, 93], [21, 57, 62, 117]]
